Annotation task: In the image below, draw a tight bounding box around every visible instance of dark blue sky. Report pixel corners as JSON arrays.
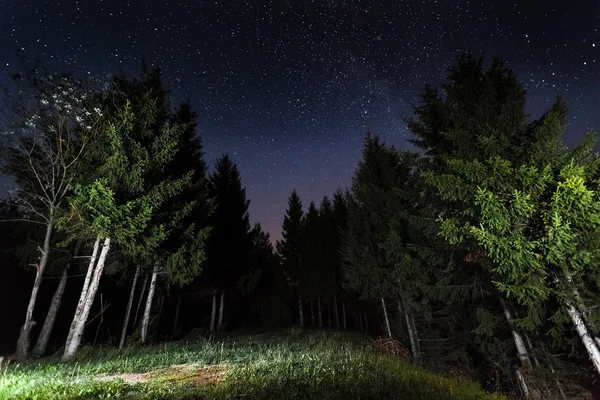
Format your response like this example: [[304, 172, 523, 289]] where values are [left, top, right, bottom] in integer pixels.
[[1, 0, 599, 241]]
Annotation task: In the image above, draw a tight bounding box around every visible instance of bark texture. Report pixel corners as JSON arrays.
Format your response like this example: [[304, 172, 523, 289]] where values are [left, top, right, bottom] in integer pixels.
[[32, 269, 67, 358], [33, 238, 82, 358], [63, 237, 110, 361], [66, 237, 100, 348], [140, 265, 158, 343], [381, 297, 392, 338], [568, 303, 600, 375], [15, 220, 54, 360], [119, 265, 140, 350]]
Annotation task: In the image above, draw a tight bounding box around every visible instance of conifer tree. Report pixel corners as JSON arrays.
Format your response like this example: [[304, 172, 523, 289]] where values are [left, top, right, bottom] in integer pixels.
[[61, 72, 193, 360], [277, 190, 305, 326], [205, 155, 251, 330]]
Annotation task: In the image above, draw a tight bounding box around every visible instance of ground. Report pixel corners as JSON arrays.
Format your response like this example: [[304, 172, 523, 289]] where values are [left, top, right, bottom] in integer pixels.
[[0, 329, 506, 400]]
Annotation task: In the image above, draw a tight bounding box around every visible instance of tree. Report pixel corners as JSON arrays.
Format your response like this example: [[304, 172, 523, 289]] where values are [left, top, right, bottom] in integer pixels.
[[1, 67, 106, 360], [277, 190, 305, 326], [205, 154, 251, 330], [61, 77, 193, 359]]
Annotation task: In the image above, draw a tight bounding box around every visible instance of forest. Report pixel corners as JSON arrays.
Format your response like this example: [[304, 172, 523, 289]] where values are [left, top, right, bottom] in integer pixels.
[[1, 54, 600, 399]]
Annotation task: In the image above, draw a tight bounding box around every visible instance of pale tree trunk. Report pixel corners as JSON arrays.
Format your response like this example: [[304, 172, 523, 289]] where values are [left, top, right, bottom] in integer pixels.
[[33, 238, 82, 359], [172, 294, 181, 337], [334, 296, 340, 328], [364, 313, 369, 332], [567, 303, 600, 375], [133, 274, 148, 329], [400, 299, 420, 361], [381, 297, 392, 338], [298, 295, 304, 327], [210, 289, 217, 331], [32, 270, 67, 358], [217, 290, 225, 330], [327, 301, 331, 327], [119, 265, 140, 350], [318, 295, 322, 327], [15, 219, 54, 360], [63, 237, 110, 361], [516, 369, 531, 399], [500, 297, 541, 399], [500, 297, 533, 369], [140, 265, 158, 343], [66, 237, 100, 349], [310, 300, 315, 326], [342, 301, 347, 330]]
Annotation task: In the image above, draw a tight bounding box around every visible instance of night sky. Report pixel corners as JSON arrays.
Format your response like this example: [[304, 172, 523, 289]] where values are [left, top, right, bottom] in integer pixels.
[[1, 0, 599, 241]]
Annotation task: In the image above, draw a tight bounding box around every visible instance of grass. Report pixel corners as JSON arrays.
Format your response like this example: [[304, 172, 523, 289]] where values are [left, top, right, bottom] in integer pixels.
[[0, 329, 506, 400]]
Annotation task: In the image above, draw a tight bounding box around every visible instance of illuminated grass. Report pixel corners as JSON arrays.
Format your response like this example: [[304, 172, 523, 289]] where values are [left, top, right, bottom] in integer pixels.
[[0, 330, 506, 400]]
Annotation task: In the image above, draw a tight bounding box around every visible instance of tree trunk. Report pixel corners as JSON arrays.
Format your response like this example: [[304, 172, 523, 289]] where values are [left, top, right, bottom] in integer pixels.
[[210, 289, 217, 331], [334, 296, 340, 328], [66, 237, 100, 349], [381, 297, 392, 338], [15, 219, 54, 360], [298, 295, 304, 327], [133, 274, 148, 329], [327, 301, 331, 327], [567, 303, 600, 375], [358, 312, 363, 332], [317, 295, 322, 327], [400, 299, 420, 361], [500, 297, 533, 369], [217, 290, 225, 330], [342, 301, 347, 330], [516, 368, 531, 399], [172, 294, 181, 337], [63, 237, 110, 361], [33, 238, 82, 359], [364, 313, 369, 332], [119, 265, 140, 350], [32, 270, 67, 358], [140, 265, 158, 343], [310, 300, 315, 326]]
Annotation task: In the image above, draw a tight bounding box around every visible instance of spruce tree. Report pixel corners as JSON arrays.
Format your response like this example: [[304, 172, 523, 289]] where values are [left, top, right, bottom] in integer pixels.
[[277, 190, 305, 326], [205, 154, 251, 329]]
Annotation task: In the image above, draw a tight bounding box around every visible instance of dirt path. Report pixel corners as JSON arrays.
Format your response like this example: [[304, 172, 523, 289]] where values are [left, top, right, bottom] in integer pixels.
[[97, 363, 226, 386]]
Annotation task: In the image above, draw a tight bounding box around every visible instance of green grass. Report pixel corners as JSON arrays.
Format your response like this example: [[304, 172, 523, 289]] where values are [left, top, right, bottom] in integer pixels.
[[0, 329, 506, 400]]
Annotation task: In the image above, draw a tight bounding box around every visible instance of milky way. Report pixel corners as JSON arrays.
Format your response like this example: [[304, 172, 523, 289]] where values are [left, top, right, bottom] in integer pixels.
[[1, 0, 599, 241]]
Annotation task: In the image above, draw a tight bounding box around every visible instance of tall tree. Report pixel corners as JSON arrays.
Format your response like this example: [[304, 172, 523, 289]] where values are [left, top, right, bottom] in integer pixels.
[[61, 70, 193, 359], [205, 154, 251, 330], [1, 67, 106, 360], [277, 190, 305, 326]]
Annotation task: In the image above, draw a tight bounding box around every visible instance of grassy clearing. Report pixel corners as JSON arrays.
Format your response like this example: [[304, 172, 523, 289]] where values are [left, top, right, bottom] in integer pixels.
[[0, 329, 506, 400]]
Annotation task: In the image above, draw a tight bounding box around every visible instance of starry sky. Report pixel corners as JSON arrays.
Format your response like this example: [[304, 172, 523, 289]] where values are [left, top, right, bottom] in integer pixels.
[[1, 0, 599, 242]]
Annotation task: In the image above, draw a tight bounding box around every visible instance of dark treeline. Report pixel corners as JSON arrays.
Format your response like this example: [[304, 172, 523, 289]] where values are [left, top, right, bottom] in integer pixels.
[[2, 54, 600, 398]]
